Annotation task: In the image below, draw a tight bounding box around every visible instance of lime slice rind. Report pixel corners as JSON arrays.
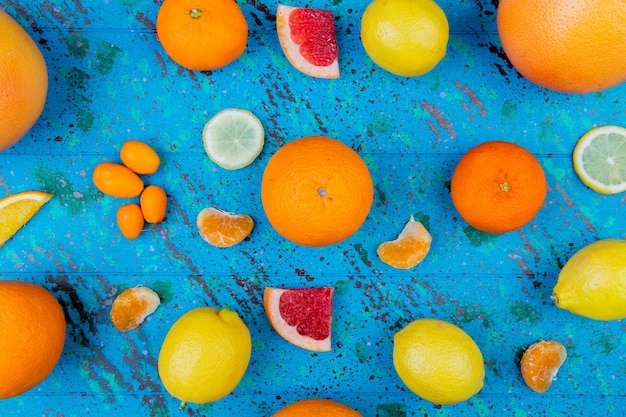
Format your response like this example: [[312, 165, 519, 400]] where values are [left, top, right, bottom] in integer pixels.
[[202, 109, 265, 170], [573, 125, 626, 194]]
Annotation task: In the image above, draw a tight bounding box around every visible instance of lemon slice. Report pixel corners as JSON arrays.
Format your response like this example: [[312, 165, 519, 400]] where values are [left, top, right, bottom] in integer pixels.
[[0, 191, 53, 247], [573, 125, 626, 194], [202, 108, 265, 170]]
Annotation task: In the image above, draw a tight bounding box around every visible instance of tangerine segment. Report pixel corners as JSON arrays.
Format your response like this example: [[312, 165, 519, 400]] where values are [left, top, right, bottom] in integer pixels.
[[110, 286, 160, 332], [264, 287, 333, 352], [377, 216, 432, 269], [196, 207, 253, 248], [276, 5, 340, 79], [450, 141, 547, 234], [272, 398, 362, 417], [0, 191, 53, 247], [520, 340, 567, 393]]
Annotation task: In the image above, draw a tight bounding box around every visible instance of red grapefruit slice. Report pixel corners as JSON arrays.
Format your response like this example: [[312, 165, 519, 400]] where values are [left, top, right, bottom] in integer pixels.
[[276, 4, 340, 79], [263, 286, 333, 352]]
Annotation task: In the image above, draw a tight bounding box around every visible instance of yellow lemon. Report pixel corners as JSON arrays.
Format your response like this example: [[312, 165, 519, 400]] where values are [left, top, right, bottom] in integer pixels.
[[553, 239, 626, 320], [360, 0, 449, 77], [393, 318, 484, 405], [158, 307, 251, 406]]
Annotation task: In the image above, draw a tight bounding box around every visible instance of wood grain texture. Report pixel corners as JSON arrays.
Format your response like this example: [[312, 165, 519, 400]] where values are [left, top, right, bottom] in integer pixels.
[[1, 0, 625, 415]]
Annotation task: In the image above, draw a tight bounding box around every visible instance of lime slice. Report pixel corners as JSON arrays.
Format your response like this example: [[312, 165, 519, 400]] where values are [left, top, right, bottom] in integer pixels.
[[573, 125, 626, 194], [202, 108, 265, 170]]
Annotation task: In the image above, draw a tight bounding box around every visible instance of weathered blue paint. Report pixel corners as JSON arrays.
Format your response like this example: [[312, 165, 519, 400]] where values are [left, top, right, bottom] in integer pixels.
[[1, 0, 625, 415]]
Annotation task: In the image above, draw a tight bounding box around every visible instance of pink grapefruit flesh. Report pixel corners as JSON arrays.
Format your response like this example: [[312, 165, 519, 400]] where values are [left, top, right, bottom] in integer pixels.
[[276, 4, 340, 79], [263, 286, 333, 351]]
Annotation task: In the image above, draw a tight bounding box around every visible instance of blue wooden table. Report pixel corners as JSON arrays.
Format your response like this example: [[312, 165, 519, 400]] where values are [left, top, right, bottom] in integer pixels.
[[1, 0, 625, 415]]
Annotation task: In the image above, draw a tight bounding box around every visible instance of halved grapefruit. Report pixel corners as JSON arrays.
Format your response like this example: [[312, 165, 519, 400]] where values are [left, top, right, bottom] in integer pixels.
[[276, 4, 340, 79], [263, 286, 333, 352]]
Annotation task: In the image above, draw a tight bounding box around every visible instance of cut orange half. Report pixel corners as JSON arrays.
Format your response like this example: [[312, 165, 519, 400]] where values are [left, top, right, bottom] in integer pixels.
[[264, 287, 333, 352], [110, 286, 161, 332], [196, 207, 254, 248], [377, 216, 432, 269], [0, 191, 53, 247], [276, 4, 340, 79]]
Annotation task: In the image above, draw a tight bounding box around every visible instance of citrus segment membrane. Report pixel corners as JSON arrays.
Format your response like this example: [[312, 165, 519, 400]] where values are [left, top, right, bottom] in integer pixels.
[[0, 191, 52, 247], [276, 4, 340, 79], [110, 286, 160, 332], [377, 215, 432, 269], [196, 207, 254, 248], [573, 125, 626, 194], [202, 108, 265, 170], [264, 287, 333, 352], [520, 340, 567, 393]]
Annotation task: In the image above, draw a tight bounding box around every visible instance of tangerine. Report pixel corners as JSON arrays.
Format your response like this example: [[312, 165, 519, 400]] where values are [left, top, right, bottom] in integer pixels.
[[520, 340, 567, 393], [156, 0, 248, 71], [0, 9, 48, 151], [261, 136, 373, 247], [450, 141, 547, 234], [196, 207, 253, 248], [110, 286, 161, 332], [497, 0, 626, 93], [272, 398, 362, 417], [0, 280, 66, 399]]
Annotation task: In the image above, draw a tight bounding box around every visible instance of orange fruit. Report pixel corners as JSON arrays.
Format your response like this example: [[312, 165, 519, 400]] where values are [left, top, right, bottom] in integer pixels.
[[120, 140, 160, 175], [92, 162, 145, 198], [264, 287, 333, 352], [156, 0, 248, 71], [377, 215, 432, 269], [520, 340, 567, 393], [140, 185, 167, 223], [272, 398, 362, 417], [117, 203, 144, 240], [0, 9, 48, 151], [0, 191, 53, 247], [0, 280, 66, 399], [497, 0, 626, 94], [276, 5, 340, 79], [450, 141, 547, 234], [110, 286, 160, 332], [196, 207, 253, 248], [261, 136, 373, 247]]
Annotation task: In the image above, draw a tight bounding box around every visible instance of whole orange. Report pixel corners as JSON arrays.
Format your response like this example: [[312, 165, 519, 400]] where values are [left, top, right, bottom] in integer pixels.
[[497, 0, 626, 94], [0, 280, 66, 399], [272, 398, 362, 417], [156, 0, 248, 71], [0, 9, 48, 151], [261, 136, 374, 247], [450, 141, 547, 234]]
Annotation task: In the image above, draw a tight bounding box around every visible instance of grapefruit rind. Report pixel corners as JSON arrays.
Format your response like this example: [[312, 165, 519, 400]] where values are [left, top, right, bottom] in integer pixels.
[[263, 287, 333, 352], [276, 4, 340, 79]]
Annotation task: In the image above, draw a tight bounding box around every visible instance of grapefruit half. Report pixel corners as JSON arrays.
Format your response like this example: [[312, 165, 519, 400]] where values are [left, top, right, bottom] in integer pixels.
[[276, 4, 340, 79], [263, 287, 333, 352]]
